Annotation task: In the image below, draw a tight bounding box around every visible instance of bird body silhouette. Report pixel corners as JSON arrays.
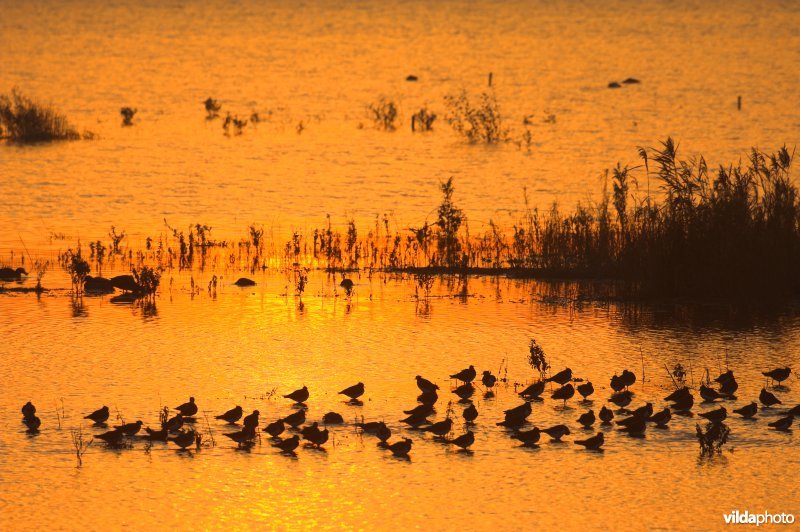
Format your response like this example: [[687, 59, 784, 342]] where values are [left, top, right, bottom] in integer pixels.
[[610, 374, 625, 392], [453, 383, 475, 400], [21, 401, 36, 419], [599, 405, 614, 424], [610, 390, 633, 409], [649, 408, 672, 427], [24, 415, 41, 432], [482, 371, 497, 389], [144, 427, 168, 441], [169, 430, 196, 449], [264, 420, 285, 438], [463, 403, 478, 424], [0, 267, 27, 280], [225, 426, 256, 446], [175, 397, 198, 417], [769, 415, 794, 431], [84, 406, 110, 424], [418, 389, 438, 406], [733, 402, 758, 419], [404, 404, 435, 417], [110, 275, 140, 293], [699, 406, 727, 424], [450, 365, 476, 384], [115, 420, 143, 436], [234, 278, 256, 287], [577, 381, 594, 400], [763, 367, 791, 385], [422, 418, 453, 437], [275, 435, 300, 453], [699, 385, 722, 402], [578, 409, 595, 428], [284, 386, 309, 404], [323, 412, 344, 424], [759, 388, 781, 407], [620, 369, 636, 389], [96, 428, 125, 444], [416, 375, 439, 394], [339, 382, 365, 401], [575, 432, 604, 450], [243, 410, 261, 430], [388, 438, 413, 457], [547, 368, 572, 385], [448, 430, 474, 450], [551, 383, 575, 405], [518, 381, 545, 399], [166, 414, 184, 433], [513, 427, 541, 446], [216, 405, 243, 424], [542, 424, 571, 441], [282, 409, 305, 428]]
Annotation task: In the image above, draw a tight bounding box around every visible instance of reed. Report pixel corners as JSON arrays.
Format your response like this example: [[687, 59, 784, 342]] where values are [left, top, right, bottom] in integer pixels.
[[0, 89, 82, 142]]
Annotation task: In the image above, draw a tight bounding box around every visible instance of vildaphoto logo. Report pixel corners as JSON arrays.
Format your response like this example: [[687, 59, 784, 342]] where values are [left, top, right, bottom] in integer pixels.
[[724, 510, 795, 526]]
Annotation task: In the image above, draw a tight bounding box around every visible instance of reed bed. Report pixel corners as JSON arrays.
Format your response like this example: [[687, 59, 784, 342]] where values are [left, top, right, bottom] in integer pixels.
[[0, 89, 83, 142], [38, 139, 798, 299]]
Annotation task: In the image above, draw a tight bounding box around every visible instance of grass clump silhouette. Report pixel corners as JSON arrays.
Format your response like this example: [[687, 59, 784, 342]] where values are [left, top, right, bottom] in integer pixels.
[[0, 89, 82, 143], [368, 98, 398, 131], [444, 90, 507, 144]]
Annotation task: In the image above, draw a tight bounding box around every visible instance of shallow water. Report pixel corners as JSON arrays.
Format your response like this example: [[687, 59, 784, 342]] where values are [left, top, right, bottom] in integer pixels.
[[1, 270, 799, 529], [2, 0, 800, 529]]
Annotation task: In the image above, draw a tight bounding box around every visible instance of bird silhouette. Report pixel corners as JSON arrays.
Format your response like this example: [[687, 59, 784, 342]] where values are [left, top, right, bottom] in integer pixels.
[[512, 427, 541, 446], [665, 387, 691, 403], [768, 415, 794, 431], [733, 402, 758, 419], [547, 368, 572, 385], [308, 428, 329, 448], [275, 435, 300, 453], [620, 369, 636, 389], [599, 405, 614, 424], [450, 365, 476, 384], [144, 427, 168, 441], [216, 405, 243, 424], [234, 278, 256, 287], [96, 428, 125, 445], [578, 409, 595, 428], [114, 420, 143, 436], [84, 406, 110, 424], [416, 375, 439, 394], [264, 419, 285, 438], [166, 414, 184, 433], [542, 424, 571, 441], [175, 397, 198, 417], [301, 422, 324, 444], [518, 381, 545, 399], [610, 374, 625, 392], [225, 426, 256, 447], [649, 408, 672, 427], [339, 278, 354, 295], [551, 383, 575, 406], [404, 404, 435, 417], [453, 383, 475, 400], [84, 276, 114, 293], [504, 401, 532, 420], [402, 411, 431, 427], [609, 390, 633, 409], [388, 438, 413, 457], [463, 403, 478, 424], [24, 415, 41, 432], [577, 381, 594, 400], [323, 412, 344, 424], [618, 416, 647, 436], [339, 382, 365, 401], [699, 406, 727, 424], [422, 418, 453, 437], [282, 409, 305, 428], [763, 367, 791, 386], [719, 377, 739, 398], [110, 275, 140, 293], [481, 370, 497, 389], [21, 401, 36, 419], [169, 430, 196, 450], [575, 432, 604, 450], [243, 410, 261, 429], [759, 388, 782, 407], [357, 420, 391, 443], [630, 403, 654, 419], [284, 386, 309, 404], [418, 389, 438, 406], [699, 385, 722, 402], [448, 430, 474, 450]]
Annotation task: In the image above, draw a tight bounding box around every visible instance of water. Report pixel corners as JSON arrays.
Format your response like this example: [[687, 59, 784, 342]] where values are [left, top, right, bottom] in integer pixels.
[[2, 0, 800, 529]]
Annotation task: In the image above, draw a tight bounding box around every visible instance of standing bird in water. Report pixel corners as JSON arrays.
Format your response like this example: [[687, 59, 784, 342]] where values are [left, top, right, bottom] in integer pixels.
[[575, 432, 604, 450], [447, 430, 475, 450], [284, 386, 309, 405], [518, 381, 545, 400], [339, 278, 354, 296], [22, 402, 36, 419], [216, 405, 243, 424], [482, 370, 497, 394], [450, 365, 477, 384], [463, 403, 478, 425], [24, 415, 41, 432], [84, 406, 110, 424], [547, 368, 572, 385], [388, 438, 413, 457], [169, 430, 196, 450], [759, 388, 782, 407], [599, 405, 614, 424], [275, 435, 300, 453], [551, 384, 575, 406], [620, 369, 636, 390], [243, 410, 260, 430], [175, 397, 198, 418], [578, 409, 595, 428], [339, 382, 365, 402], [733, 402, 758, 419], [763, 367, 791, 386], [416, 375, 439, 394], [577, 381, 594, 400]]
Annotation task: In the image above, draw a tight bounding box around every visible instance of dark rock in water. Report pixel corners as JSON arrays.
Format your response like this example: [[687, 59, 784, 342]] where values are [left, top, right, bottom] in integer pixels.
[[234, 278, 256, 287], [608, 81, 621, 89], [84, 275, 114, 293], [406, 75, 418, 82], [622, 77, 640, 84]]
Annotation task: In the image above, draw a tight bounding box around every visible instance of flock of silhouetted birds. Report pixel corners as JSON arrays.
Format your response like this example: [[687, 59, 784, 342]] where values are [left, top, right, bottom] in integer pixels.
[[19, 365, 796, 458]]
